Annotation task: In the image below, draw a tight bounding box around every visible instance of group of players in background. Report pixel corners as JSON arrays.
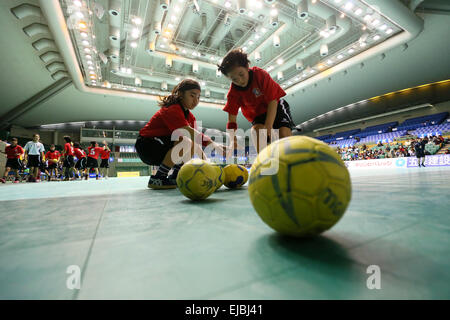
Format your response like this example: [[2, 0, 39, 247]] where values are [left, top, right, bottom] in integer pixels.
[[0, 134, 111, 183]]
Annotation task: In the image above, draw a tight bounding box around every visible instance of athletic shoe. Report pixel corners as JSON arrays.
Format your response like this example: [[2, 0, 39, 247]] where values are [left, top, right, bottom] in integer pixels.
[[422, 164, 426, 167], [148, 175, 177, 189], [0, 178, 6, 184], [14, 179, 20, 184]]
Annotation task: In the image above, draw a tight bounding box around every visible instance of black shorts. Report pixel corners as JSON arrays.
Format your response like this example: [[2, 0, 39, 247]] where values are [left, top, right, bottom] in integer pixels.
[[63, 155, 75, 168], [87, 157, 98, 168], [27, 155, 41, 168], [252, 99, 295, 130], [48, 162, 58, 170], [416, 152, 425, 158], [6, 158, 22, 170], [100, 158, 109, 168], [75, 157, 87, 170], [135, 135, 175, 166], [40, 162, 48, 172]]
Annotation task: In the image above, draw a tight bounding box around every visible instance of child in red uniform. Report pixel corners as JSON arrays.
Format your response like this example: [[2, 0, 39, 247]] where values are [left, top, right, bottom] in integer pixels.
[[99, 144, 111, 179], [87, 141, 104, 180], [218, 49, 295, 153], [1, 138, 24, 183], [136, 79, 224, 189], [62, 136, 75, 181], [73, 142, 87, 180], [45, 144, 61, 181]]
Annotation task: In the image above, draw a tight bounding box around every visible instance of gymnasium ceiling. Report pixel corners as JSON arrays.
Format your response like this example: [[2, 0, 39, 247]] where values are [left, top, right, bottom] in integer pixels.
[[0, 0, 449, 132]]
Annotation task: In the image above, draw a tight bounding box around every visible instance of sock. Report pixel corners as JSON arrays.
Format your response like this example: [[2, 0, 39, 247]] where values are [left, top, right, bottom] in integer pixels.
[[155, 164, 171, 178], [169, 164, 182, 178]]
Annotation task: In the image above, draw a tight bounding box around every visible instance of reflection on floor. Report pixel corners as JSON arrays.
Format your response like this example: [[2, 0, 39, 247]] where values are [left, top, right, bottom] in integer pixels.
[[0, 166, 449, 299]]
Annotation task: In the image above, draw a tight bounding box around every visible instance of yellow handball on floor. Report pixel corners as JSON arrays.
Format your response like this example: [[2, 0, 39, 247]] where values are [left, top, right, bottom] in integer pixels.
[[211, 164, 225, 191], [248, 136, 352, 237], [176, 159, 217, 200], [223, 164, 248, 189]]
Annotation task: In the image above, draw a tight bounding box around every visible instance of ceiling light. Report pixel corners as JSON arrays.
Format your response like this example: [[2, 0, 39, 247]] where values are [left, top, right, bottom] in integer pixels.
[[277, 58, 284, 65], [249, 40, 254, 45], [344, 2, 354, 11], [88, 66, 94, 70], [379, 24, 388, 31], [340, 13, 345, 18], [85, 54, 92, 59], [360, 42, 367, 47], [327, 59, 333, 65], [354, 8, 362, 15], [80, 32, 88, 38], [182, 49, 187, 54], [84, 48, 90, 53], [363, 14, 371, 21], [174, 5, 180, 12], [225, 1, 231, 8], [334, 0, 342, 3], [337, 54, 344, 59], [348, 48, 354, 54], [87, 60, 93, 65], [82, 40, 89, 46], [320, 30, 330, 38], [74, 0, 82, 7], [201, 81, 206, 86], [243, 47, 248, 52], [373, 34, 380, 41], [131, 42, 137, 48], [255, 34, 260, 40], [248, 11, 254, 17], [260, 27, 267, 33], [175, 77, 180, 81], [386, 28, 393, 34], [79, 21, 87, 29], [160, 44, 165, 48], [133, 17, 142, 25], [127, 68, 132, 74], [171, 15, 177, 22], [168, 23, 174, 28], [270, 9, 278, 17], [371, 19, 380, 26]]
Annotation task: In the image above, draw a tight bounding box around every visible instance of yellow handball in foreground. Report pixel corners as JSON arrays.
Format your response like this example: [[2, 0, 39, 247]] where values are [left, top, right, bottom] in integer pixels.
[[248, 136, 352, 237]]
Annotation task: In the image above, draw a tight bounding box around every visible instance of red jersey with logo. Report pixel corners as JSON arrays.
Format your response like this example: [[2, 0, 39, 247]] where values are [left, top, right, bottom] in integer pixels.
[[5, 145, 24, 159], [64, 142, 75, 156], [45, 150, 60, 161], [223, 66, 286, 122], [88, 146, 104, 159], [139, 104, 211, 146], [100, 149, 111, 160], [139, 104, 197, 138], [74, 148, 86, 159]]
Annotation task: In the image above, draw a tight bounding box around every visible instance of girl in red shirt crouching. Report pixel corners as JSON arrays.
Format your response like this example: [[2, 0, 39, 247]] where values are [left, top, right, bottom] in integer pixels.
[[136, 79, 224, 189]]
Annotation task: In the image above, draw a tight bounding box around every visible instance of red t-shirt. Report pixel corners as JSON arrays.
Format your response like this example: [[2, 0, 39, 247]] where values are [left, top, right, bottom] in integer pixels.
[[223, 66, 286, 122], [139, 104, 196, 137], [5, 145, 24, 159], [74, 148, 86, 159], [88, 146, 104, 159], [45, 150, 60, 161], [139, 104, 211, 146], [100, 149, 111, 160], [64, 143, 75, 156]]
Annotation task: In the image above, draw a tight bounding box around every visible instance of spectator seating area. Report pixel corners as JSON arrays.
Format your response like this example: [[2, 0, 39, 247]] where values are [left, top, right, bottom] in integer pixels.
[[393, 112, 449, 131], [316, 111, 449, 147]]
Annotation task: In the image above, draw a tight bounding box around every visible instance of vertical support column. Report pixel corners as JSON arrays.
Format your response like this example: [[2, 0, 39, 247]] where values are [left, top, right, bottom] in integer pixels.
[[53, 130, 59, 145]]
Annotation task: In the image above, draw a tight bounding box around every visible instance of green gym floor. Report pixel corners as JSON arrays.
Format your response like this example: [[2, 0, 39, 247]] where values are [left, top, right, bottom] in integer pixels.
[[0, 166, 449, 300]]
